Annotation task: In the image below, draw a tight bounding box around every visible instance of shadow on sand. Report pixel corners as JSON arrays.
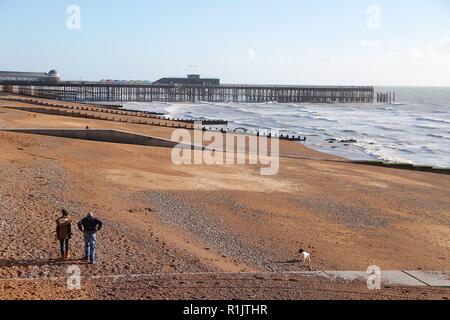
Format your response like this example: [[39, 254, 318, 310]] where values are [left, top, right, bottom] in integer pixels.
[[0, 258, 86, 268], [276, 259, 303, 264]]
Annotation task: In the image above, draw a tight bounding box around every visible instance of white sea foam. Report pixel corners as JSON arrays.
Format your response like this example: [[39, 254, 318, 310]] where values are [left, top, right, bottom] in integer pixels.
[[122, 87, 450, 168]]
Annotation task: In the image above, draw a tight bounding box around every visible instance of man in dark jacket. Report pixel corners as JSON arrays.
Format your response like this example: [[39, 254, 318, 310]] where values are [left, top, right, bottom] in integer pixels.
[[78, 212, 103, 264], [56, 209, 72, 259]]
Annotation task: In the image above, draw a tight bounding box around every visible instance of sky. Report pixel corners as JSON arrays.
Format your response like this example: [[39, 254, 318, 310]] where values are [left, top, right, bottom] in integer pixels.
[[0, 0, 450, 86]]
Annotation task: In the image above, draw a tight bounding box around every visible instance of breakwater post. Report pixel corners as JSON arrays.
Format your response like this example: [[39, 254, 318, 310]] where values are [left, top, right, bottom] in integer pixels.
[[376, 91, 396, 103]]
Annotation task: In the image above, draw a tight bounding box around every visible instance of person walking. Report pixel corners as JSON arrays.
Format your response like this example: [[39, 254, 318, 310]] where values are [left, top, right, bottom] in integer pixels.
[[78, 212, 103, 264], [56, 209, 72, 260]]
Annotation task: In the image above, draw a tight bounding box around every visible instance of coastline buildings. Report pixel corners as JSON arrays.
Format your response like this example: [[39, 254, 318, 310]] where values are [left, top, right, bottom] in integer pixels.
[[97, 74, 219, 86], [0, 70, 60, 83], [153, 74, 220, 86]]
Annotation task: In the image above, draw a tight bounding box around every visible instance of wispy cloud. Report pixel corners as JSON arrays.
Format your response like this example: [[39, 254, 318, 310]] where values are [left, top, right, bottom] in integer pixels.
[[360, 40, 382, 48], [209, 37, 450, 86], [247, 48, 257, 61], [430, 38, 450, 54]]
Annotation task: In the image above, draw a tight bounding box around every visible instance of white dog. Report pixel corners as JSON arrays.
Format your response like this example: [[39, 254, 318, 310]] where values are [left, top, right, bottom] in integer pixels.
[[299, 249, 311, 263]]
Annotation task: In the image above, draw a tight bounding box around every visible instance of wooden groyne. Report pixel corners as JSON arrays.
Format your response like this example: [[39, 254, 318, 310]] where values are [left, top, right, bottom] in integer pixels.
[[7, 105, 306, 142], [349, 160, 450, 176], [3, 97, 306, 142], [2, 97, 228, 126], [1, 81, 375, 103]]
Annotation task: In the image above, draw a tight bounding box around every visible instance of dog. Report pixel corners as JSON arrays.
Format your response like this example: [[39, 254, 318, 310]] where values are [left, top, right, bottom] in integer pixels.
[[299, 249, 311, 263]]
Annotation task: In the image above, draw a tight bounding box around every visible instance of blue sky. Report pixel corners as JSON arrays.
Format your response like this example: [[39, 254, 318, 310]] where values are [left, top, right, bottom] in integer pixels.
[[1, 0, 449, 85]]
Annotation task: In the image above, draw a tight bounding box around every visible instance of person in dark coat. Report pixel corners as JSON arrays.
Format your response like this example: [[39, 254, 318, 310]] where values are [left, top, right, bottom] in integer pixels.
[[56, 209, 72, 259], [78, 212, 103, 264]]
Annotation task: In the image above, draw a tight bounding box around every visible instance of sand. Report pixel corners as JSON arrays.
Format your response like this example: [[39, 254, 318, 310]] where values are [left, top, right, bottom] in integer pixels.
[[0, 96, 449, 300]]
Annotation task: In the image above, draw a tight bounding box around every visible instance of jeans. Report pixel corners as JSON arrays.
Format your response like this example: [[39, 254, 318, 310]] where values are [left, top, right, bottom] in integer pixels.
[[84, 232, 97, 263], [59, 239, 70, 257]]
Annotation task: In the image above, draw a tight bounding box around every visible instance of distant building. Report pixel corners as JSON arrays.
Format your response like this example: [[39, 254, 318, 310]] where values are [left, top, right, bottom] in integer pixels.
[[153, 74, 220, 86], [0, 69, 60, 83]]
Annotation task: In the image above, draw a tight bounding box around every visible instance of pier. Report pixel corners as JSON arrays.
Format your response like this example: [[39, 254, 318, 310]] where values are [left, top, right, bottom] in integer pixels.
[[0, 81, 375, 104], [376, 91, 396, 103]]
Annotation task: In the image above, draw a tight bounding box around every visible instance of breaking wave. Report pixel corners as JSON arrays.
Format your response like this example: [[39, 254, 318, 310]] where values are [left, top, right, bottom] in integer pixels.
[[123, 87, 450, 168]]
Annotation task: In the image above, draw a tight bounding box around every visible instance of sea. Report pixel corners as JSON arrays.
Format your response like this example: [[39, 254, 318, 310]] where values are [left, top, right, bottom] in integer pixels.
[[121, 87, 450, 168]]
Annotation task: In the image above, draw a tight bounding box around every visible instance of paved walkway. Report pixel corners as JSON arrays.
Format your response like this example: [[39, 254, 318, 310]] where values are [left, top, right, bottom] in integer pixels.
[[1, 270, 448, 287]]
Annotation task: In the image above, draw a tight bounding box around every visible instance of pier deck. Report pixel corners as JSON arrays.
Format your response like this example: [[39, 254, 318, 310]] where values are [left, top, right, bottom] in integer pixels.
[[0, 81, 374, 103]]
